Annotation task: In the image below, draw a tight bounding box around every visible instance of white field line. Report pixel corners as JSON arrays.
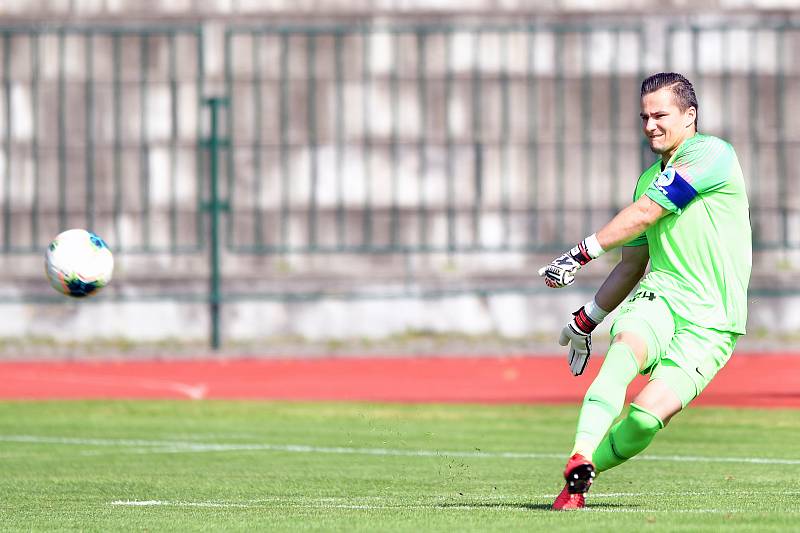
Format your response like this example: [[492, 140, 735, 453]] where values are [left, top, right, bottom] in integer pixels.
[[113, 491, 800, 502], [112, 500, 251, 508], [108, 497, 800, 513], [2, 435, 800, 466], [6, 371, 207, 399]]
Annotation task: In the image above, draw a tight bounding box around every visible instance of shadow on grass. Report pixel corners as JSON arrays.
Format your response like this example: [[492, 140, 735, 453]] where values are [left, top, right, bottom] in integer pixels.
[[435, 502, 630, 511]]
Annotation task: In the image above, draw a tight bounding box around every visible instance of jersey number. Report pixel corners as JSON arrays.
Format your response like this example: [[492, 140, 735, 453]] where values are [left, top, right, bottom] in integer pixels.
[[631, 290, 657, 302]]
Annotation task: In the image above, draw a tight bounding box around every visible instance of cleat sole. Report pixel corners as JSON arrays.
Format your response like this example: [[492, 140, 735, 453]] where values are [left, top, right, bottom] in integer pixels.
[[565, 463, 595, 494]]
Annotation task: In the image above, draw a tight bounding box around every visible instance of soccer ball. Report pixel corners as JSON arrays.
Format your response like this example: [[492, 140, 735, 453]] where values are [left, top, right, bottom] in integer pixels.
[[45, 229, 114, 298]]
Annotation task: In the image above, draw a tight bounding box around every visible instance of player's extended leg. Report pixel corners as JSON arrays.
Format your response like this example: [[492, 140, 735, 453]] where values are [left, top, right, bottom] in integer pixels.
[[572, 337, 643, 458], [552, 334, 645, 510], [593, 367, 688, 472], [592, 403, 663, 473], [553, 293, 675, 510]]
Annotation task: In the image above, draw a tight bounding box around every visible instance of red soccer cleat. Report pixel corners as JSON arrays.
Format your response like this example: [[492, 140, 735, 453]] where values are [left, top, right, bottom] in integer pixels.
[[551, 453, 596, 511], [551, 484, 585, 510]]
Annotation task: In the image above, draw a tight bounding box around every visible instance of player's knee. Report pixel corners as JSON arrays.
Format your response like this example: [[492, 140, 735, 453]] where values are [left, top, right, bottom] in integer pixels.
[[611, 331, 648, 370], [624, 403, 664, 439], [609, 403, 665, 461]]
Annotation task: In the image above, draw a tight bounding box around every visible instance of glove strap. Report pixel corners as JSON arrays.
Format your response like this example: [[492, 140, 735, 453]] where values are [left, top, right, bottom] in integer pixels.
[[585, 298, 610, 323], [568, 242, 593, 265], [569, 233, 606, 265], [572, 306, 599, 334]]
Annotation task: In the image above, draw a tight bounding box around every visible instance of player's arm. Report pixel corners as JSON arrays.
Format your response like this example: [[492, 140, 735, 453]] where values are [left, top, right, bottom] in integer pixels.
[[595, 244, 650, 311], [538, 194, 666, 289], [539, 136, 732, 288], [556, 244, 650, 376], [596, 195, 667, 251]]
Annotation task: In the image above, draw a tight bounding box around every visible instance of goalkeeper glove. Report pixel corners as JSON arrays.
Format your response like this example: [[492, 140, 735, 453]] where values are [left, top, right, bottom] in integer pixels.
[[559, 300, 609, 376], [538, 234, 605, 288]]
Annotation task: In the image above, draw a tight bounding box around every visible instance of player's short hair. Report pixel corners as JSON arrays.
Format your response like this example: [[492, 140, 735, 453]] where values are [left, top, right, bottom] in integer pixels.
[[641, 72, 699, 129]]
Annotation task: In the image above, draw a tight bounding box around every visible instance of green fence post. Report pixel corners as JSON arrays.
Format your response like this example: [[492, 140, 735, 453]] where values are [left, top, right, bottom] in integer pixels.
[[202, 97, 230, 350]]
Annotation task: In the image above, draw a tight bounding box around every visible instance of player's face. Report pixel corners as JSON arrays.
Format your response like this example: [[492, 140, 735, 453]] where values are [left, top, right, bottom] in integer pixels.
[[640, 88, 696, 160]]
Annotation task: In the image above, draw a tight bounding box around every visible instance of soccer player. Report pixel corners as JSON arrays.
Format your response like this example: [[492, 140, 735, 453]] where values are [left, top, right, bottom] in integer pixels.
[[538, 72, 752, 510]]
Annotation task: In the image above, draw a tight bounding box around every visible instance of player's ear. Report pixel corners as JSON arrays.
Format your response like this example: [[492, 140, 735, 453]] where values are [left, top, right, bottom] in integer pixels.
[[685, 106, 697, 128]]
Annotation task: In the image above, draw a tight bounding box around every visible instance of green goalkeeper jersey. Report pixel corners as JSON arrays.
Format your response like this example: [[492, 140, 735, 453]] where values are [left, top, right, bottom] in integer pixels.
[[625, 133, 752, 334]]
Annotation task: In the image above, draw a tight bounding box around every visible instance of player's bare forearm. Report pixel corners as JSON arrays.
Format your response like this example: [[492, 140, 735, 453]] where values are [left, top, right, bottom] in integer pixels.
[[594, 246, 649, 312], [596, 195, 667, 251], [539, 197, 662, 289], [549, 244, 648, 377]]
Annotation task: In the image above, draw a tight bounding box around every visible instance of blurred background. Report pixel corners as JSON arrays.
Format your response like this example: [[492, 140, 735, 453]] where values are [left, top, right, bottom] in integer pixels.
[[0, 0, 799, 355]]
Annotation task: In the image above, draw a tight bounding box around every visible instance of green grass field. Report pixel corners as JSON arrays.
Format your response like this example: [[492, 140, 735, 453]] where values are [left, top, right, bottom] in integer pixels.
[[0, 400, 798, 531]]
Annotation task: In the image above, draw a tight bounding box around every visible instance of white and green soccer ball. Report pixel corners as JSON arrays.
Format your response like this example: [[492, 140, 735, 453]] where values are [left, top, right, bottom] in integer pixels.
[[45, 229, 114, 298]]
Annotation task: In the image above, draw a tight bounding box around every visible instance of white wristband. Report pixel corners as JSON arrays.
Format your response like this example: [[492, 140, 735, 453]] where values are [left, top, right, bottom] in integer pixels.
[[584, 299, 610, 323], [584, 233, 606, 259]]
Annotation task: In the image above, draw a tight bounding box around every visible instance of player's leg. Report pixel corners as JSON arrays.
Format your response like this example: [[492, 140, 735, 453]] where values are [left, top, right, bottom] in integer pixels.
[[592, 379, 682, 472], [571, 333, 645, 459], [552, 335, 649, 510], [570, 293, 675, 463], [553, 294, 674, 510], [552, 337, 644, 510], [632, 375, 685, 424], [592, 324, 738, 473]]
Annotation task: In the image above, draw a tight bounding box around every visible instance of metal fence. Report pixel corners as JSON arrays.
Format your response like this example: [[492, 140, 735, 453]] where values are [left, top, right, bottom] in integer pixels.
[[0, 25, 205, 255], [220, 21, 800, 256], [1, 21, 799, 345], [222, 23, 648, 255]]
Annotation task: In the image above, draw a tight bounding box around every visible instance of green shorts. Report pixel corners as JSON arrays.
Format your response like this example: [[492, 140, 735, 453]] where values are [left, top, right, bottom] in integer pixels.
[[609, 289, 739, 408]]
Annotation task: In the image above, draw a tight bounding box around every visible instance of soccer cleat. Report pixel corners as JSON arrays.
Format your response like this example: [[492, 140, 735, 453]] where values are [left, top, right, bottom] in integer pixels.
[[551, 484, 585, 510], [563, 453, 596, 493], [551, 453, 596, 511]]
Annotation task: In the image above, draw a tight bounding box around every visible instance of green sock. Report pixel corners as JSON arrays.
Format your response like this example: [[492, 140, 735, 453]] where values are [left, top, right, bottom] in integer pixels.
[[571, 343, 640, 459], [594, 403, 665, 472]]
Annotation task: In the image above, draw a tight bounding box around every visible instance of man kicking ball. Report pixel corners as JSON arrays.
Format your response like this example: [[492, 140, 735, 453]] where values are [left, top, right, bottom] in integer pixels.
[[538, 72, 752, 510]]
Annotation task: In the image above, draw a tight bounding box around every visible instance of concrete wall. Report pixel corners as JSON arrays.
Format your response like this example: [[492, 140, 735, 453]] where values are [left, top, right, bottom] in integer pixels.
[[3, 288, 800, 352]]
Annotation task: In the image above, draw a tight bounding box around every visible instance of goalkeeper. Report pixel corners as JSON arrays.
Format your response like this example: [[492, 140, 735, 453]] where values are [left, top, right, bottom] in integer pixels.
[[539, 72, 752, 510]]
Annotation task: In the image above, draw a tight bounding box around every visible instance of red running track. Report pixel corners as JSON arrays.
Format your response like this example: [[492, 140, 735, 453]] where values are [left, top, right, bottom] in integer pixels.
[[0, 354, 797, 408]]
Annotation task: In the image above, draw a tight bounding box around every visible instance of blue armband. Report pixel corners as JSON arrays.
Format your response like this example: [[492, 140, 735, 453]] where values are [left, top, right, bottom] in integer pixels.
[[653, 168, 697, 209]]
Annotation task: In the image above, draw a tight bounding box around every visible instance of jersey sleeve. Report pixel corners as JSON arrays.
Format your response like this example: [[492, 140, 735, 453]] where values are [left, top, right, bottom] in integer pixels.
[[624, 233, 648, 247], [645, 136, 734, 214]]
